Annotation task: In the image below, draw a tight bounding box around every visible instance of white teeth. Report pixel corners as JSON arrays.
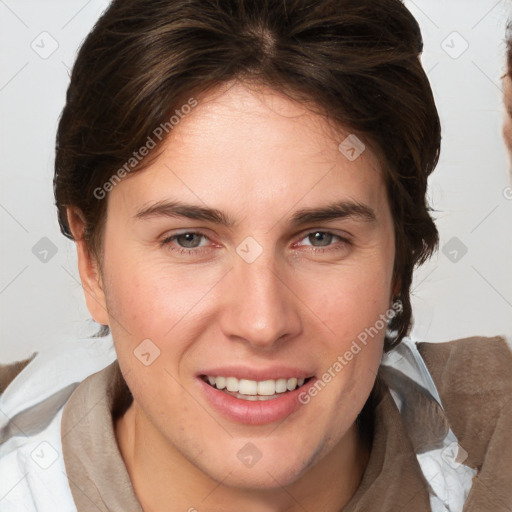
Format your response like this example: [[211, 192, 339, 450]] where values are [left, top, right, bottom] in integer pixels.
[[204, 375, 308, 396], [239, 379, 258, 395], [226, 377, 238, 392], [275, 378, 287, 393], [257, 380, 276, 396], [287, 378, 297, 391]]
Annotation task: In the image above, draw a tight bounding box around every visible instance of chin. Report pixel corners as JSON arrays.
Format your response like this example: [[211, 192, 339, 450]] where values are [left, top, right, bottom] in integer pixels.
[[198, 447, 313, 490], [222, 463, 307, 490]]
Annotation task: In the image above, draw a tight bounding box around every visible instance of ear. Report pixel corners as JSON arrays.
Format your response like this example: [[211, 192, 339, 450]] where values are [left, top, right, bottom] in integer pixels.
[[66, 208, 109, 326]]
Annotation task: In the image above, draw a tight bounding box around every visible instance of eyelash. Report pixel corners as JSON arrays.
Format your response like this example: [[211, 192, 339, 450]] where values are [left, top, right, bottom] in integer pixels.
[[159, 230, 351, 256]]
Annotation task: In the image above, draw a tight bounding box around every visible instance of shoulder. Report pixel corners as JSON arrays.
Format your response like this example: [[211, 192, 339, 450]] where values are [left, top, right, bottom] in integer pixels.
[[417, 335, 512, 398], [0, 338, 117, 511], [417, 335, 512, 468], [0, 354, 37, 395], [0, 407, 77, 511]]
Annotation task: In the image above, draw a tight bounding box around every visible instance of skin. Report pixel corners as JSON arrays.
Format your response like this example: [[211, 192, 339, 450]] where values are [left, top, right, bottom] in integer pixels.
[[503, 74, 512, 160], [68, 80, 397, 512]]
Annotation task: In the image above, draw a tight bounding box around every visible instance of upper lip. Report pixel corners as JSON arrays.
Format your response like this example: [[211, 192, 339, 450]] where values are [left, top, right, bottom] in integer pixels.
[[197, 366, 315, 381]]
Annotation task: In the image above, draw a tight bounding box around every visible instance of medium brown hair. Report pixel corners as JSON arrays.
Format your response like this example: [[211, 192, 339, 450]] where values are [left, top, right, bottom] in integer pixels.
[[54, 0, 440, 351]]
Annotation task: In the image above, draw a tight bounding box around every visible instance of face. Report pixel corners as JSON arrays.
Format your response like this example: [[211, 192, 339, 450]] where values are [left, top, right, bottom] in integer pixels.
[[503, 73, 512, 160], [77, 81, 396, 489]]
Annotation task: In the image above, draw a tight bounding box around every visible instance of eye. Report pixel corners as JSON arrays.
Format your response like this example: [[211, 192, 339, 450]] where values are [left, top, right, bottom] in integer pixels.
[[160, 231, 211, 255], [159, 230, 351, 257], [295, 231, 351, 253]]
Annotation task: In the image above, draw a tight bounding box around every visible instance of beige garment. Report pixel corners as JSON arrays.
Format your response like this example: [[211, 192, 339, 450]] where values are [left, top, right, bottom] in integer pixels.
[[60, 336, 512, 511], [418, 337, 512, 511], [61, 359, 142, 512], [0, 352, 37, 395]]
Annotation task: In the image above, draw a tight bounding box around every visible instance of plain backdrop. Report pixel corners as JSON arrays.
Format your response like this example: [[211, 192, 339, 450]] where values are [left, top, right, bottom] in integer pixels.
[[1, 0, 512, 363]]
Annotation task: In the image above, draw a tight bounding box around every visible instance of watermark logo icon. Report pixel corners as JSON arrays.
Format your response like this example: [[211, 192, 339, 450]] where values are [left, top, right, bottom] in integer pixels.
[[237, 442, 262, 468], [134, 338, 161, 366], [441, 31, 469, 60], [236, 236, 263, 264], [442, 236, 468, 263], [338, 134, 366, 161], [31, 31, 59, 59], [441, 442, 469, 469], [31, 441, 59, 469], [32, 237, 58, 263]]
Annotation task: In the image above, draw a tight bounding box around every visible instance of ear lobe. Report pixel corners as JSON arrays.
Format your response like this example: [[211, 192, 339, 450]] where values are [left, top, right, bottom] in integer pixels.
[[66, 208, 110, 326]]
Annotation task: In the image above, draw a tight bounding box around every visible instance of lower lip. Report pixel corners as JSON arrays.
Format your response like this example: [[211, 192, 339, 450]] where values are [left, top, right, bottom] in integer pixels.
[[198, 377, 316, 425]]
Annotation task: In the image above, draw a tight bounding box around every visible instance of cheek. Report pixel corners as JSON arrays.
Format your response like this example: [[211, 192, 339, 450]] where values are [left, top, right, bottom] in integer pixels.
[[311, 266, 391, 419], [315, 255, 394, 338], [295, 264, 391, 418], [102, 251, 210, 338], [305, 249, 394, 401]]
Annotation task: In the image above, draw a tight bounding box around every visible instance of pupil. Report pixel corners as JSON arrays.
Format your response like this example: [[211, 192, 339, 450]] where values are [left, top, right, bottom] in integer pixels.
[[310, 232, 331, 247], [179, 233, 200, 248]]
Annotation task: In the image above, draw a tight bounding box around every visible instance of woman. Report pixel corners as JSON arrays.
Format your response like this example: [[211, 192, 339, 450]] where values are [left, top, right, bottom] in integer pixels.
[[1, 1, 511, 511]]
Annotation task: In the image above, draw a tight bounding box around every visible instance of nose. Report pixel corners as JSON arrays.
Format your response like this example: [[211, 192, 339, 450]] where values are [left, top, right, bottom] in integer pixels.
[[218, 248, 303, 350]]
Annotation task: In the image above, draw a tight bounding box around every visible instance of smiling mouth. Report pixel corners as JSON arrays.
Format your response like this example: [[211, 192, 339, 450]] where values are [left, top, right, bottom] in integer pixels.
[[200, 375, 313, 401]]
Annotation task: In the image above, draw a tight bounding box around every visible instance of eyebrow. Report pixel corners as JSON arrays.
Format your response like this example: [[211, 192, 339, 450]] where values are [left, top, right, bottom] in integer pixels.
[[134, 199, 377, 228]]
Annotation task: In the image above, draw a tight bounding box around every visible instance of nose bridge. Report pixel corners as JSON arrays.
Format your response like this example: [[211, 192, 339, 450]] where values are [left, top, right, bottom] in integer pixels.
[[219, 242, 301, 348]]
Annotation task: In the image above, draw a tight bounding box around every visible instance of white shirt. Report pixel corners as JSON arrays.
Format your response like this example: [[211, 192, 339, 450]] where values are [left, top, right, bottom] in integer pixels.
[[0, 336, 116, 511]]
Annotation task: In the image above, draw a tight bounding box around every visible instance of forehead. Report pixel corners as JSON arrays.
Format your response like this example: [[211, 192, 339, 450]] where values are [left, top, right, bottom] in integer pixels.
[[172, 81, 356, 165], [110, 82, 386, 218]]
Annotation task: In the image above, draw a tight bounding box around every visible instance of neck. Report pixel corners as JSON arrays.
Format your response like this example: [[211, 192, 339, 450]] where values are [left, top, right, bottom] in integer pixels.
[[115, 401, 371, 512]]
